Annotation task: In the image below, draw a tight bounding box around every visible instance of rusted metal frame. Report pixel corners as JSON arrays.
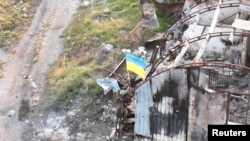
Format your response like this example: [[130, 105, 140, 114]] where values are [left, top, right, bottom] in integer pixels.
[[173, 31, 247, 53], [148, 32, 250, 76], [208, 69, 219, 88], [181, 0, 207, 16], [222, 65, 225, 77], [159, 33, 169, 56], [231, 76, 250, 87], [180, 3, 240, 24], [190, 81, 249, 96], [216, 89, 250, 96], [176, 62, 250, 72], [139, 62, 250, 90], [195, 0, 227, 63], [246, 95, 250, 124], [149, 45, 160, 68], [186, 64, 243, 80], [190, 0, 207, 9], [225, 93, 231, 124], [164, 31, 248, 58], [197, 67, 201, 88]]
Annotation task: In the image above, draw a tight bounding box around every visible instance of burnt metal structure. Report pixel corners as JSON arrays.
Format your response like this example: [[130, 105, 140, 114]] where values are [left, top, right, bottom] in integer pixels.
[[133, 62, 250, 141], [110, 0, 250, 141]]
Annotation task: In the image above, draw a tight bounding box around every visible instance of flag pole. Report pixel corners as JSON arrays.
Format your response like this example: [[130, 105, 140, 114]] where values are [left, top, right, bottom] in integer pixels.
[[127, 70, 131, 87]]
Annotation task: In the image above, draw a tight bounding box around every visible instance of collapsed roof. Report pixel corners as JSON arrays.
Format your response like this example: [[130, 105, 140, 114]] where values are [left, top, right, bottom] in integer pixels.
[[109, 0, 250, 141]]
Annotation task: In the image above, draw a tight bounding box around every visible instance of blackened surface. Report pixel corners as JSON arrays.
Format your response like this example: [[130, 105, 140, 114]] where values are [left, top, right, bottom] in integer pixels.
[[190, 128, 207, 141], [151, 78, 188, 137]]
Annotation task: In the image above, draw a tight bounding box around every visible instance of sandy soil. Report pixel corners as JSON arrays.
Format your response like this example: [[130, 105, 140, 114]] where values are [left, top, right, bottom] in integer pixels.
[[0, 0, 79, 140]]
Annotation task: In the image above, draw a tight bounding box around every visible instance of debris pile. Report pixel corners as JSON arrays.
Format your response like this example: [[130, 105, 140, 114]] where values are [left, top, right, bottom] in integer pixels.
[[100, 0, 250, 140]]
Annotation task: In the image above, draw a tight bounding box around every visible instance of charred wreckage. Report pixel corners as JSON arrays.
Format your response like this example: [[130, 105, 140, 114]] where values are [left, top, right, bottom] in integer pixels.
[[97, 0, 250, 141]]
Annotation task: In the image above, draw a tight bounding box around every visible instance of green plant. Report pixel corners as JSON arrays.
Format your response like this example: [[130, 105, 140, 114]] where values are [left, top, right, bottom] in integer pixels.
[[47, 62, 103, 102], [64, 0, 141, 52], [0, 0, 31, 49], [82, 97, 93, 107], [154, 8, 176, 32], [46, 0, 145, 103]]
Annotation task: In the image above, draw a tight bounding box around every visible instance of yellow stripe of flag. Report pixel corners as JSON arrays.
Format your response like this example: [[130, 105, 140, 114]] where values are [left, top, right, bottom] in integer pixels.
[[125, 53, 148, 79]]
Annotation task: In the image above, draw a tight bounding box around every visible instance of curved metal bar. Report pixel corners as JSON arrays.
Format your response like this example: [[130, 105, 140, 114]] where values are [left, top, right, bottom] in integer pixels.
[[181, 3, 240, 23], [140, 62, 250, 90], [181, 0, 207, 15], [168, 3, 240, 32], [148, 31, 250, 76]]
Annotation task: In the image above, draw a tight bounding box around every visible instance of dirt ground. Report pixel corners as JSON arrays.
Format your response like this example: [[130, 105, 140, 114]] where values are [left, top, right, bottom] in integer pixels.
[[0, 0, 111, 140]]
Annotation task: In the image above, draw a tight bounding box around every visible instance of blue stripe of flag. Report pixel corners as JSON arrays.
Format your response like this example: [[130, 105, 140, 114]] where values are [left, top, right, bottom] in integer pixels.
[[125, 53, 148, 69]]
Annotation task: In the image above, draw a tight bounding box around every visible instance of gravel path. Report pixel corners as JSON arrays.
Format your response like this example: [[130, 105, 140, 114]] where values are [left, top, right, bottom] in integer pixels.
[[0, 0, 79, 140]]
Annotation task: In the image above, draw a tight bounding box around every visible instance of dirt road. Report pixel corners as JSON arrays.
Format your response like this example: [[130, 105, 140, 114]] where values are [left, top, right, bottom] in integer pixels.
[[0, 0, 79, 140]]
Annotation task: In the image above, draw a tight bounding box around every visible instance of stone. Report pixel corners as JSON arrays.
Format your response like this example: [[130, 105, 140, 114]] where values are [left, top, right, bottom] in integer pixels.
[[122, 49, 127, 53], [103, 8, 110, 13], [44, 128, 54, 138], [126, 49, 131, 53], [118, 30, 127, 34], [83, 1, 90, 7], [7, 110, 16, 117], [46, 117, 59, 129], [22, 14, 28, 18], [92, 36, 100, 41], [138, 46, 145, 52], [102, 44, 113, 52]]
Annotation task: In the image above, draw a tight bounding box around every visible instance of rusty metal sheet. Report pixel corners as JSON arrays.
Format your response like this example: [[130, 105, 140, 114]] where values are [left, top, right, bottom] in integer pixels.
[[187, 88, 227, 141], [134, 67, 230, 141]]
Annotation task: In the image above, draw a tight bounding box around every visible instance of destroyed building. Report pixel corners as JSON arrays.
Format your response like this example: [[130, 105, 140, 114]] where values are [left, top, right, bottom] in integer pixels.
[[102, 0, 250, 141]]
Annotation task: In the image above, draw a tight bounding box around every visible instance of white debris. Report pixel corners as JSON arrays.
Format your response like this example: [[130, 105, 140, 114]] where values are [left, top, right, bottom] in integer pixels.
[[103, 8, 110, 13], [7, 110, 16, 117]]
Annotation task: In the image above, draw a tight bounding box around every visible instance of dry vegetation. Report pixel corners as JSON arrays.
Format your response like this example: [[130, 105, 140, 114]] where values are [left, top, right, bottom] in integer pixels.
[[0, 0, 36, 76], [0, 0, 32, 49], [45, 0, 142, 102], [45, 0, 175, 103]]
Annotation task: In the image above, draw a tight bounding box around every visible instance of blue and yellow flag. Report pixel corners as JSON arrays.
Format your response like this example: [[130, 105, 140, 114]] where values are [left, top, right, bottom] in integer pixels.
[[125, 53, 148, 79]]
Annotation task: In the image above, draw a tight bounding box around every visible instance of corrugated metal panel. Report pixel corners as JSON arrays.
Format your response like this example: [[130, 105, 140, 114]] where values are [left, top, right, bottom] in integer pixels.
[[135, 69, 188, 141], [135, 136, 152, 141], [135, 81, 154, 138], [134, 67, 229, 141], [152, 69, 188, 141]]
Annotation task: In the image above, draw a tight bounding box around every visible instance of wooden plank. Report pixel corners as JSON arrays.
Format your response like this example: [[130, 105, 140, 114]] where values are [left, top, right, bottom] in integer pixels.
[[239, 4, 250, 14], [193, 0, 222, 62], [232, 19, 250, 31]]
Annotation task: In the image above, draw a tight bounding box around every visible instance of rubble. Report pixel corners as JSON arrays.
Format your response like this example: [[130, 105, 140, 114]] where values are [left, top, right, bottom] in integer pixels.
[[104, 0, 250, 140]]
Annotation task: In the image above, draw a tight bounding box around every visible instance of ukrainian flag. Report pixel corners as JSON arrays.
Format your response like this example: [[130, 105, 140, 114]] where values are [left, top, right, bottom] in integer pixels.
[[126, 53, 148, 79]]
